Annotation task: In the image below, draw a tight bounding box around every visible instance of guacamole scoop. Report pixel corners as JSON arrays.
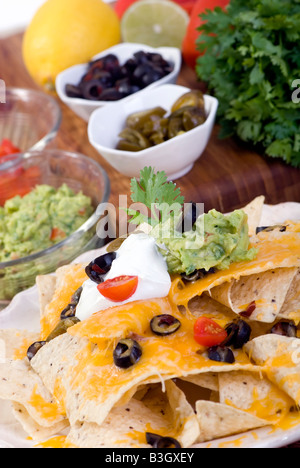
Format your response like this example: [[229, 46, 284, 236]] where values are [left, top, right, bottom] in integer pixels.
[[152, 209, 257, 275], [0, 184, 93, 262]]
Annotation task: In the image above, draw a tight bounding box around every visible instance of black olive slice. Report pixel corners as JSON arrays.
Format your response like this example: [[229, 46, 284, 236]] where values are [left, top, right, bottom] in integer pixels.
[[65, 84, 82, 98], [181, 268, 216, 284], [27, 341, 47, 361], [85, 252, 117, 284], [150, 315, 181, 336], [80, 79, 103, 100], [208, 345, 235, 364], [256, 225, 287, 234], [223, 320, 252, 349], [113, 339, 142, 369], [146, 432, 181, 448], [270, 320, 297, 338]]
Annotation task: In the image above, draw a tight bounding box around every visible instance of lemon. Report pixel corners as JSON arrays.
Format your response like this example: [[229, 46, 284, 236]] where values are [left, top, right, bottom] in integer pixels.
[[23, 0, 121, 92], [121, 0, 189, 49]]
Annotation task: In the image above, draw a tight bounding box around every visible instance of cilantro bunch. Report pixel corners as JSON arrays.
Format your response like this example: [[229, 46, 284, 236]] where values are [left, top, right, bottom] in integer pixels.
[[196, 0, 300, 167]]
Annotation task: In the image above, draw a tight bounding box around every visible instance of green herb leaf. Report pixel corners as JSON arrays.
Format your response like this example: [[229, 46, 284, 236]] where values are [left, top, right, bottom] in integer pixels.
[[128, 167, 184, 226]]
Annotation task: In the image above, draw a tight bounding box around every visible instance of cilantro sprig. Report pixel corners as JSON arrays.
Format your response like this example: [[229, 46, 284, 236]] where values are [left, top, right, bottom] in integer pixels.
[[196, 0, 300, 167], [127, 167, 184, 226]]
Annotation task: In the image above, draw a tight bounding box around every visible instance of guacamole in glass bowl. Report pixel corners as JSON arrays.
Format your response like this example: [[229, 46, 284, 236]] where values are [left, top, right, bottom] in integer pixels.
[[0, 150, 110, 307], [0, 184, 93, 263]]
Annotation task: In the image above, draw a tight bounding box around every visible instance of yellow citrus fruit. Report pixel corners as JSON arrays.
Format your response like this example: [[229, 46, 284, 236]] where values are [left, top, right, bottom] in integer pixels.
[[23, 0, 121, 92]]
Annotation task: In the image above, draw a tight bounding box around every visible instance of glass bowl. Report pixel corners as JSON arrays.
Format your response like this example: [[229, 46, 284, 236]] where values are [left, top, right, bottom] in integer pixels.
[[0, 88, 62, 153], [0, 149, 110, 307]]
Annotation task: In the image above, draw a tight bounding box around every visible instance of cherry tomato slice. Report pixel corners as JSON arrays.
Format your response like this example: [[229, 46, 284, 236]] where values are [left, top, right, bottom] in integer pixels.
[[97, 275, 138, 302], [194, 317, 227, 347]]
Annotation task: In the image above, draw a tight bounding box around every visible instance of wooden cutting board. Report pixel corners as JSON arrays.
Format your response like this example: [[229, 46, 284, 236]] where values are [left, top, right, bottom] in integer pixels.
[[0, 33, 299, 217]]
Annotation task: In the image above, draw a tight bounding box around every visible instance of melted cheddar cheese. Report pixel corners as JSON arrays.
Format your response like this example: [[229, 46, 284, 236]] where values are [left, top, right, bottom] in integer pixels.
[[170, 230, 300, 308], [28, 224, 300, 445]]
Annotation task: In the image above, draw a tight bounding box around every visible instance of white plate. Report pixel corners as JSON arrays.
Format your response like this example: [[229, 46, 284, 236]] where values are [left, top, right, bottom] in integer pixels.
[[0, 202, 300, 448]]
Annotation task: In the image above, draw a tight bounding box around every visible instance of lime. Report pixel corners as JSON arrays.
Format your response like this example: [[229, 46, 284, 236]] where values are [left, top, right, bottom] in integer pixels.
[[121, 0, 189, 49]]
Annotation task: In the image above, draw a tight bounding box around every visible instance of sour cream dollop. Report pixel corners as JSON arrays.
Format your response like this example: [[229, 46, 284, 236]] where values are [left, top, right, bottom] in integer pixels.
[[76, 233, 171, 321]]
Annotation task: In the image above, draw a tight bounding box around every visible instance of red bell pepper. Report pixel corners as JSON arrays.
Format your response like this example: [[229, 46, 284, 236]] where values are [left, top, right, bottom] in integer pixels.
[[182, 0, 230, 70]]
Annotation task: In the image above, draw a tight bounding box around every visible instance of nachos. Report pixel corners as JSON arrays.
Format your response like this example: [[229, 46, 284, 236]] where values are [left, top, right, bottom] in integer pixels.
[[1, 169, 300, 448]]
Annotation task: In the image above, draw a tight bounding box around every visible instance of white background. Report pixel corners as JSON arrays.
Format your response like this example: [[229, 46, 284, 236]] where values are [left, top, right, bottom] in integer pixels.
[[0, 0, 114, 38]]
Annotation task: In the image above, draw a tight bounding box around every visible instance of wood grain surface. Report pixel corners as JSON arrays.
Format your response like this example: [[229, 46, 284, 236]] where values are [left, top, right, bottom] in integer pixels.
[[1, 26, 300, 449], [0, 33, 299, 218]]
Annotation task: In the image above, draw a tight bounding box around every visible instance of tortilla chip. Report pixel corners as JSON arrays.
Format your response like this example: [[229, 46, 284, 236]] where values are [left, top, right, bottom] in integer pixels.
[[210, 267, 298, 323], [195, 400, 269, 442], [40, 264, 87, 339], [36, 275, 57, 318], [218, 371, 294, 424], [244, 335, 300, 406], [171, 228, 300, 308], [30, 333, 174, 428], [0, 329, 40, 360], [187, 294, 236, 323], [156, 380, 200, 448], [0, 358, 66, 429], [180, 373, 219, 392], [31, 303, 259, 432], [278, 268, 300, 323], [12, 402, 69, 443], [242, 196, 265, 237], [65, 380, 199, 448]]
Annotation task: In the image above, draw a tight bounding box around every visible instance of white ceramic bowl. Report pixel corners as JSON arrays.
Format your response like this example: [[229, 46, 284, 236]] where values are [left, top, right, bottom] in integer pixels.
[[56, 43, 181, 122], [88, 84, 219, 180]]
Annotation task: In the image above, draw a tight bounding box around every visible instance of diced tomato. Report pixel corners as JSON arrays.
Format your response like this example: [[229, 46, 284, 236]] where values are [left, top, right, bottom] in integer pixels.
[[0, 139, 21, 158], [182, 0, 230, 70], [24, 165, 41, 180], [194, 316, 227, 347], [97, 275, 139, 302], [50, 227, 66, 241], [0, 165, 41, 206]]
